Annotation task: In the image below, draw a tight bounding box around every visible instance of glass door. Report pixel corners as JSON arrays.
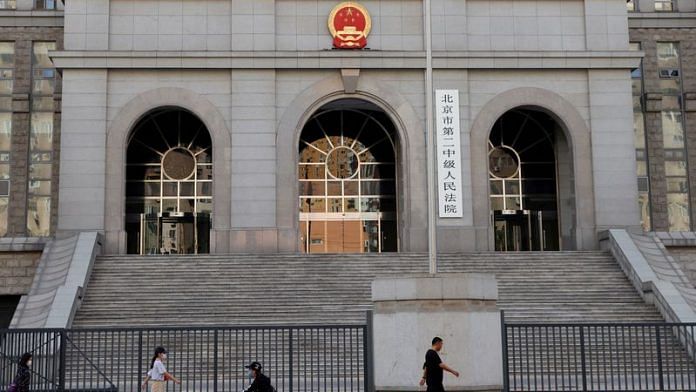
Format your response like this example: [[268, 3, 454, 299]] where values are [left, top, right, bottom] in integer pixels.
[[299, 213, 395, 253], [139, 213, 210, 255], [493, 210, 557, 251]]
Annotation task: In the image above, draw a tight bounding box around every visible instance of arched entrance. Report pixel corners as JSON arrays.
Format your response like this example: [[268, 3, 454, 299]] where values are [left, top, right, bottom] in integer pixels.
[[489, 108, 573, 251], [298, 99, 399, 253], [125, 107, 212, 255]]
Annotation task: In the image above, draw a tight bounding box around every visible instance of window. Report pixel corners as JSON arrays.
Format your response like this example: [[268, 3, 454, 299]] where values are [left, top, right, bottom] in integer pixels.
[[627, 0, 637, 12], [657, 42, 689, 231], [655, 0, 675, 11], [630, 42, 651, 231], [27, 42, 56, 237], [0, 1, 16, 10], [34, 0, 63, 10], [0, 43, 12, 237]]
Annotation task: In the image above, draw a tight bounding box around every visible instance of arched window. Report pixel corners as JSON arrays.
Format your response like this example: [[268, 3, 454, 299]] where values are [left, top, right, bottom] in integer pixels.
[[298, 99, 399, 253], [126, 108, 212, 255]]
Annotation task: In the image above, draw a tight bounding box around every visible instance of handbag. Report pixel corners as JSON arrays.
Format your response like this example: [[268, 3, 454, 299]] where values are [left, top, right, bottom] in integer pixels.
[[7, 383, 18, 392]]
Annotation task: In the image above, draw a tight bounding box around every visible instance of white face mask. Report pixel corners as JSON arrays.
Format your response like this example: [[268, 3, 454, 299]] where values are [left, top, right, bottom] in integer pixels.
[[248, 370, 255, 379], [26, 360, 32, 367]]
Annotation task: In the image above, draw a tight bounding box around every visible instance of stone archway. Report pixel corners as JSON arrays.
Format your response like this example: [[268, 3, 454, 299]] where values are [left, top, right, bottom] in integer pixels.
[[276, 74, 425, 252], [470, 88, 596, 251], [297, 99, 400, 253], [105, 88, 231, 254], [124, 107, 213, 255]]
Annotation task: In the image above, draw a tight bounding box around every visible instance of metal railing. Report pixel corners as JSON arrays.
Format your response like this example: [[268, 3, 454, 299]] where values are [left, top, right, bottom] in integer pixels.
[[0, 325, 369, 392], [502, 320, 696, 391]]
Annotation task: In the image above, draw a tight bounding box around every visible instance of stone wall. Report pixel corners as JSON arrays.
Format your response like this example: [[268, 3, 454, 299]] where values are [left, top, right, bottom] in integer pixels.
[[0, 22, 63, 236], [666, 246, 696, 287], [629, 27, 696, 231], [0, 251, 41, 295]]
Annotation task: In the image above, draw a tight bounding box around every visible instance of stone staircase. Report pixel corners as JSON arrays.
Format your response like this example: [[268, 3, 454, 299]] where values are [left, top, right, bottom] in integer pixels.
[[59, 251, 696, 391], [73, 251, 664, 327]]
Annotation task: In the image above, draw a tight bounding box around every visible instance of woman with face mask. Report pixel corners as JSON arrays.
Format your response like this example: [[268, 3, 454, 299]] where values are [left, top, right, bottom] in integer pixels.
[[243, 362, 275, 392], [7, 353, 32, 392], [141, 346, 181, 392]]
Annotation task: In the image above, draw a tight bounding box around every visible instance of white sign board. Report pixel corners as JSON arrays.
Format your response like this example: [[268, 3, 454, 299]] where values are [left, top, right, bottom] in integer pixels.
[[435, 90, 463, 218]]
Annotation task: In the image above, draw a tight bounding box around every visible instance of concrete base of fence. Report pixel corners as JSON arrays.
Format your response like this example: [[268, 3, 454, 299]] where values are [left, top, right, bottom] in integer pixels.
[[371, 273, 503, 392]]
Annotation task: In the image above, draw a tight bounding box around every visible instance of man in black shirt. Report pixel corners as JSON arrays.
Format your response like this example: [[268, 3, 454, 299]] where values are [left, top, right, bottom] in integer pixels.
[[419, 337, 460, 392]]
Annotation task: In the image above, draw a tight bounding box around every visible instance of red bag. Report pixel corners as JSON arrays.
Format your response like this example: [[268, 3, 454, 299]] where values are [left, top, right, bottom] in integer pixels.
[[164, 374, 172, 382]]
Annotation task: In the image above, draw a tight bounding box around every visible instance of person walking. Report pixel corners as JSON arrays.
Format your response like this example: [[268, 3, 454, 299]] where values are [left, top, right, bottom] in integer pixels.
[[8, 353, 32, 392], [243, 361, 274, 392], [419, 337, 460, 392], [141, 346, 181, 392]]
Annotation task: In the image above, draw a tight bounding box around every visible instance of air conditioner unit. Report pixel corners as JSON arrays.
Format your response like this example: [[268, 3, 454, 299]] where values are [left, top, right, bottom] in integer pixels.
[[637, 177, 650, 192], [659, 68, 680, 78], [0, 180, 9, 197]]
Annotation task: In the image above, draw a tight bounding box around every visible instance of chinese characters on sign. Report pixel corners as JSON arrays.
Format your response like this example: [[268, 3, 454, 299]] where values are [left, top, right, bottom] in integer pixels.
[[436, 90, 463, 218]]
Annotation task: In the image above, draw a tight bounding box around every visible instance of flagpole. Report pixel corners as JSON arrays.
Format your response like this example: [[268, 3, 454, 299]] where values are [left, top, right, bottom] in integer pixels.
[[424, 0, 437, 274]]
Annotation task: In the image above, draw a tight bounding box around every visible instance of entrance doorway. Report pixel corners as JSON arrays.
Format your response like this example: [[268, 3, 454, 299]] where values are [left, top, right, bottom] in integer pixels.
[[298, 99, 399, 253], [125, 108, 213, 255], [489, 109, 564, 251], [140, 213, 211, 255]]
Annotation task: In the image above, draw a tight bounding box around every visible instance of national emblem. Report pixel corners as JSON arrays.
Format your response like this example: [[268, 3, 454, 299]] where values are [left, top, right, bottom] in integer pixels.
[[328, 2, 371, 49]]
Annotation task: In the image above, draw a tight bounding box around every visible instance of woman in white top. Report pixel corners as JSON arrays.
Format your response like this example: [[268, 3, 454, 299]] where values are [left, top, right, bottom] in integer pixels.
[[141, 346, 181, 392]]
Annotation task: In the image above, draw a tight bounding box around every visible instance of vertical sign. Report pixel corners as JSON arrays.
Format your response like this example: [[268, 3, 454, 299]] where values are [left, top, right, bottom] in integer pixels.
[[436, 90, 463, 218]]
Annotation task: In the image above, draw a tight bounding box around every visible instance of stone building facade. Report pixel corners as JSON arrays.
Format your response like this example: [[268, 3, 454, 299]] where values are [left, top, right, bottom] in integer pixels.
[[0, 0, 63, 238], [9, 0, 696, 256], [47, 0, 640, 255], [0, 0, 63, 326], [2, 0, 695, 327], [628, 0, 696, 233]]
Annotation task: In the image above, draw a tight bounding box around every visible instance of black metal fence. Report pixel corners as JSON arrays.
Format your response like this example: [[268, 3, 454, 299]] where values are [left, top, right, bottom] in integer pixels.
[[0, 325, 368, 392], [503, 322, 696, 391]]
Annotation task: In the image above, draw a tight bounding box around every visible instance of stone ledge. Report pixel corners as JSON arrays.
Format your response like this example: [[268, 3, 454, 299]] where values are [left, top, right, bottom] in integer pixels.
[[655, 231, 696, 247], [0, 237, 47, 252], [372, 273, 498, 302], [50, 50, 642, 70]]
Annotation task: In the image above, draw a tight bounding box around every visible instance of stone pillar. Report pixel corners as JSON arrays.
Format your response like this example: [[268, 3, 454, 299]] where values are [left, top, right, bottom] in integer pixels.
[[371, 274, 503, 392]]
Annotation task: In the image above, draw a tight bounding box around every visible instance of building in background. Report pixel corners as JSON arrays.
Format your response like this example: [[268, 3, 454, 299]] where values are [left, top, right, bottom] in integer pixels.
[[628, 0, 696, 231], [0, 0, 63, 327]]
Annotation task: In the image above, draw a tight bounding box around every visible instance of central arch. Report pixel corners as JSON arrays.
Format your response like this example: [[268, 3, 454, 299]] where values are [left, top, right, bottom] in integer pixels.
[[276, 74, 425, 253], [298, 99, 399, 253]]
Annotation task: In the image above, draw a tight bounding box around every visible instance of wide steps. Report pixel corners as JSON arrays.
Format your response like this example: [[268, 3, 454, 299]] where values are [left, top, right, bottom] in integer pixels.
[[73, 251, 664, 327]]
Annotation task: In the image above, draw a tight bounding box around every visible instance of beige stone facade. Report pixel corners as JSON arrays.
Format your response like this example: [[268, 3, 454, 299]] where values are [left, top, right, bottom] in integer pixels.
[[43, 0, 641, 255]]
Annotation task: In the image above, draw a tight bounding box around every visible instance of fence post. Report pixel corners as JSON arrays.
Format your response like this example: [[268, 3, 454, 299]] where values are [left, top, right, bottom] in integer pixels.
[[58, 330, 66, 392], [289, 328, 294, 392], [579, 326, 587, 392], [138, 330, 143, 386], [366, 311, 374, 392], [656, 327, 664, 391], [501, 311, 509, 392], [214, 330, 219, 391]]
